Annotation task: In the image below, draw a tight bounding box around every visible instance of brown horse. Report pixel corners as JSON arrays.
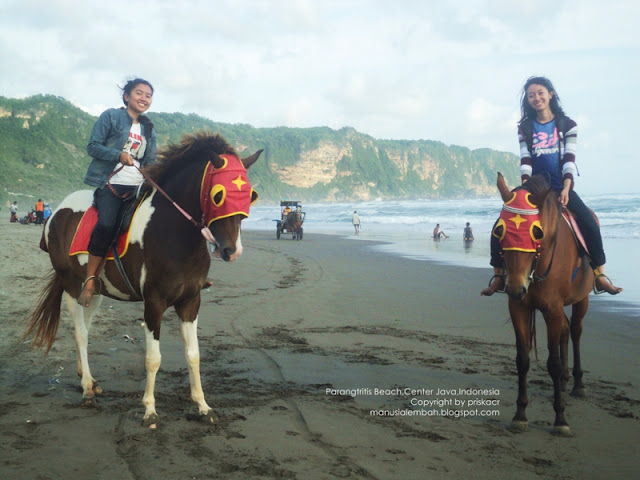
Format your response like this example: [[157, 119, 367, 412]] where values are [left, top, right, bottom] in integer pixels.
[[24, 132, 262, 428], [493, 173, 593, 436], [280, 210, 304, 240]]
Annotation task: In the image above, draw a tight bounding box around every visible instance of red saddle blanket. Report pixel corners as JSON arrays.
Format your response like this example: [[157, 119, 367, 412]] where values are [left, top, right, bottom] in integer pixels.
[[562, 208, 589, 254], [69, 207, 130, 260]]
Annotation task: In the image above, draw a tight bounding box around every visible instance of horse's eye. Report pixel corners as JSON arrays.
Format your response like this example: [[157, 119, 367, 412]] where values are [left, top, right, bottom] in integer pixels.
[[250, 189, 259, 206], [210, 184, 226, 207], [531, 221, 544, 241], [492, 219, 506, 240]]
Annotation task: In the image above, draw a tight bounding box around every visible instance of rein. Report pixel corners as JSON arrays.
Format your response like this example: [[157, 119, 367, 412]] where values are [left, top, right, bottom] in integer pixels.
[[532, 202, 563, 283], [108, 165, 204, 229]]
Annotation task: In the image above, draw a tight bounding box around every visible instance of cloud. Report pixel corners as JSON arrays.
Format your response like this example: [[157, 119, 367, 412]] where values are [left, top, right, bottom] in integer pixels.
[[1, 0, 638, 193]]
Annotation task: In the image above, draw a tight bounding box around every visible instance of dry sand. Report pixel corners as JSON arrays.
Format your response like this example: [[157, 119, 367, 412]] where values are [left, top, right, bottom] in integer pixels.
[[0, 223, 638, 479]]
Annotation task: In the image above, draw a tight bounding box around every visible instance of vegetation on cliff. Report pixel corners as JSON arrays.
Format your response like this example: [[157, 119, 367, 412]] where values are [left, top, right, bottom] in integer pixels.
[[0, 95, 519, 207]]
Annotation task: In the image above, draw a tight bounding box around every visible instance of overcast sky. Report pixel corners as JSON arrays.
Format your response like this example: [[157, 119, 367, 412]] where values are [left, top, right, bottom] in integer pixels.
[[1, 0, 638, 194]]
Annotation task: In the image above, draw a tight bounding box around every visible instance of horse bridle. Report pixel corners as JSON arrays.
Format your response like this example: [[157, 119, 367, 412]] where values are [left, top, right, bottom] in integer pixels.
[[530, 202, 563, 284]]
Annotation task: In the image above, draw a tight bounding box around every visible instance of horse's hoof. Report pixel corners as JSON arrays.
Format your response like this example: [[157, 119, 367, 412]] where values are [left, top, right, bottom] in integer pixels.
[[508, 420, 528, 433], [93, 384, 103, 395], [142, 413, 158, 429], [201, 409, 218, 424], [80, 396, 98, 408], [551, 425, 572, 437], [570, 387, 586, 398]]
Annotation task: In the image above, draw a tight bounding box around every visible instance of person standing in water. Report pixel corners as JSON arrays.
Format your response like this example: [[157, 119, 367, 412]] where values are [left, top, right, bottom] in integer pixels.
[[352, 211, 360, 235]]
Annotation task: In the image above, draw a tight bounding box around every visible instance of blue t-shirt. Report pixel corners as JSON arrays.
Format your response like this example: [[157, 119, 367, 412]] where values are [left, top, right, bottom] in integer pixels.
[[531, 119, 563, 190]]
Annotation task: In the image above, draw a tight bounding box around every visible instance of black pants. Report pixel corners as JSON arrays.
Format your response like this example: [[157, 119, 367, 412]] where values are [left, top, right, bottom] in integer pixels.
[[88, 184, 136, 257], [489, 189, 605, 269]]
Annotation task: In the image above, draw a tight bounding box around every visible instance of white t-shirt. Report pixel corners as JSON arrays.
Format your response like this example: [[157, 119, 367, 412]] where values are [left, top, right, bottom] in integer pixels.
[[111, 122, 146, 186]]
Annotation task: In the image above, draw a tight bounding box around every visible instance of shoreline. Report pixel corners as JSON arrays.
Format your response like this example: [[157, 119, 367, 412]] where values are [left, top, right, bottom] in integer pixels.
[[283, 226, 640, 312], [0, 224, 638, 479]]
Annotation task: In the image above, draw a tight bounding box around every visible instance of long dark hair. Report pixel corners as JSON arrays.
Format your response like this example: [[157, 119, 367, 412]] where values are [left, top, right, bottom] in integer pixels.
[[120, 78, 154, 106], [519, 76, 565, 123]]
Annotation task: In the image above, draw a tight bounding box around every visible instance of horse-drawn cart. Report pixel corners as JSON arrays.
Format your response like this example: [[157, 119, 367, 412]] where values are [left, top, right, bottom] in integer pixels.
[[274, 200, 306, 240]]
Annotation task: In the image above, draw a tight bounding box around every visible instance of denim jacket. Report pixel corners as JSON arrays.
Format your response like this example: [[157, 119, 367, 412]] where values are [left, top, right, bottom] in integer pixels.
[[84, 107, 157, 188]]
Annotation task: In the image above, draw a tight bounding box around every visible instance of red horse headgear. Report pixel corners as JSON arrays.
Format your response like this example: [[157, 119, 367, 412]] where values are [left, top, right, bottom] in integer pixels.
[[200, 154, 258, 227], [494, 189, 543, 252]]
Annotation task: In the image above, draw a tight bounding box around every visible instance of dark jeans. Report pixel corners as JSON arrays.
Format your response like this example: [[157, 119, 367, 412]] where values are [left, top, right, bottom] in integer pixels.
[[36, 211, 44, 224], [489, 189, 606, 269], [88, 184, 136, 257]]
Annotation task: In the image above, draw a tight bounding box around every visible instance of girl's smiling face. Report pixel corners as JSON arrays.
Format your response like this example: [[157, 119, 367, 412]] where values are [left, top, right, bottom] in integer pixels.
[[526, 83, 553, 116], [125, 83, 153, 117]]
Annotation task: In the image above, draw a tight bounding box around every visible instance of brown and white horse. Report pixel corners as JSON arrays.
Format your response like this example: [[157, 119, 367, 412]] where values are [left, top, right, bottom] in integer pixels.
[[24, 132, 261, 428], [493, 173, 593, 436]]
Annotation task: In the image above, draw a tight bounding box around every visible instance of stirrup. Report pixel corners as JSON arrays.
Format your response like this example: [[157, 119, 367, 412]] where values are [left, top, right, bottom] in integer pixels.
[[593, 273, 621, 295], [78, 275, 103, 306], [83, 275, 103, 295], [481, 274, 505, 296], [488, 274, 506, 294]]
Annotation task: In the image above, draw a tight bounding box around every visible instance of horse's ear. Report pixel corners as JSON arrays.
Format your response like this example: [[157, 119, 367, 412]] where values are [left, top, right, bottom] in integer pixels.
[[497, 172, 512, 203], [210, 153, 226, 169], [242, 149, 263, 169], [529, 192, 546, 207]]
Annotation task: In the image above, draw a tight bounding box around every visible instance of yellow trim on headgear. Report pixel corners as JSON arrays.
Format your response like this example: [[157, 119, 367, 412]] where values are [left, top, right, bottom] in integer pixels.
[[210, 184, 226, 207], [529, 219, 544, 241], [504, 192, 517, 205], [492, 218, 506, 240]]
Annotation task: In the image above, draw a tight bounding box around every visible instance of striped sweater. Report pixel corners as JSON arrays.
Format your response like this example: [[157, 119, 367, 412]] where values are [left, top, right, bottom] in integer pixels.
[[518, 115, 578, 190]]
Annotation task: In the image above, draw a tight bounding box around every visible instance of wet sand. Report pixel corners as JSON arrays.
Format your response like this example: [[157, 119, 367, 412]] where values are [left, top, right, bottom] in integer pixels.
[[0, 224, 638, 479]]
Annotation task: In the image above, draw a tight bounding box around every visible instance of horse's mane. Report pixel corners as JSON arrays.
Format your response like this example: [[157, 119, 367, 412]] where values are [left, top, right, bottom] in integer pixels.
[[519, 173, 550, 196], [517, 173, 557, 209], [143, 131, 238, 183]]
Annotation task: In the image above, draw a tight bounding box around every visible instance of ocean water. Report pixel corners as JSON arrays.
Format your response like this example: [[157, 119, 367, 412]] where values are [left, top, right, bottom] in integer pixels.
[[245, 194, 640, 309]]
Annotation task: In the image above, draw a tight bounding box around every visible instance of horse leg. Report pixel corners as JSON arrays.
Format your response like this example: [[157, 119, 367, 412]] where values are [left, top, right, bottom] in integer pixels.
[[560, 313, 571, 394], [141, 303, 164, 429], [175, 299, 216, 424], [64, 291, 103, 406], [569, 297, 588, 398], [509, 302, 531, 433], [545, 309, 572, 436]]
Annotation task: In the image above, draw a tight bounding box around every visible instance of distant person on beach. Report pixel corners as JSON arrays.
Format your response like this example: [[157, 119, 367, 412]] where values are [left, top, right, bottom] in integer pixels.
[[481, 75, 621, 296], [35, 199, 44, 225], [282, 205, 292, 221], [433, 223, 448, 240], [9, 201, 18, 223], [352, 211, 360, 235], [78, 78, 157, 307], [463, 222, 474, 241]]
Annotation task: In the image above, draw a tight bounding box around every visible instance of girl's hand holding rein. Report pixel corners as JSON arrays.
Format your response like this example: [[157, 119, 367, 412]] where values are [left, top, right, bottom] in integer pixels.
[[119, 152, 135, 166]]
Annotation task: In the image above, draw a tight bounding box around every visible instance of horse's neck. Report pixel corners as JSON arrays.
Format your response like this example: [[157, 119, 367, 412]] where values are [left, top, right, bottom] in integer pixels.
[[540, 194, 559, 244], [539, 193, 577, 263], [158, 162, 206, 212]]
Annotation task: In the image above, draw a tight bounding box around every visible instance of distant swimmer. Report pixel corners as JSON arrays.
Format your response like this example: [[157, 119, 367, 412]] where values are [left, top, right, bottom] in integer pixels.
[[433, 223, 449, 240], [463, 222, 474, 241]]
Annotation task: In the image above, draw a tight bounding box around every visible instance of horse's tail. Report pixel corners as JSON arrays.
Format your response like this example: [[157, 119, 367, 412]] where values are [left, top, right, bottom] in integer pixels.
[[23, 271, 64, 353]]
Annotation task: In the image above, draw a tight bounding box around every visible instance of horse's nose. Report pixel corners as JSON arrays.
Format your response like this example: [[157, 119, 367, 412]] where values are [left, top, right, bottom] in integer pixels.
[[506, 284, 527, 300], [221, 246, 236, 262]]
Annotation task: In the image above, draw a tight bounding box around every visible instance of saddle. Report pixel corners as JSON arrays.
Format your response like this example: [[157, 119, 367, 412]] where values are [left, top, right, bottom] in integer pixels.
[[561, 206, 601, 283], [561, 207, 589, 256], [69, 196, 144, 259]]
